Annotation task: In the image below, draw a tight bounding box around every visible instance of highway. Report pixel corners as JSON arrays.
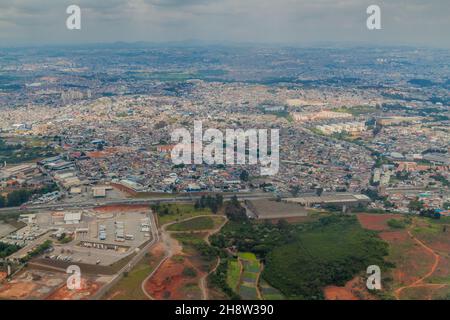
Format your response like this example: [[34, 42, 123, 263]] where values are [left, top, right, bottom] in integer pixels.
[[0, 192, 275, 299], [0, 192, 275, 213]]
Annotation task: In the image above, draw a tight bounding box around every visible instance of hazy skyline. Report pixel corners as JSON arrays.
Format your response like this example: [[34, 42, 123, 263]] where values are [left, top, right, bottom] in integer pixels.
[[0, 0, 449, 48]]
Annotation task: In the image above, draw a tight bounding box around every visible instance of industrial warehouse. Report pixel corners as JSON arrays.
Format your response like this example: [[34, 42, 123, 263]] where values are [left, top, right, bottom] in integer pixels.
[[1, 206, 154, 267]]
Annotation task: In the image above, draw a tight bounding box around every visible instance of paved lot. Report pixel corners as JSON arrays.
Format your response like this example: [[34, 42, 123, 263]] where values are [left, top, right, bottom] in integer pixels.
[[0, 222, 15, 238]]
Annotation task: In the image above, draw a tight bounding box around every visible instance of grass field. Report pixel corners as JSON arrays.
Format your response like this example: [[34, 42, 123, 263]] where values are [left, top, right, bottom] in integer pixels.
[[237, 252, 261, 299], [156, 204, 213, 225], [238, 252, 257, 261], [259, 279, 284, 300], [226, 259, 241, 292], [108, 253, 162, 300], [334, 105, 376, 116], [356, 214, 450, 300], [172, 232, 207, 250], [167, 216, 225, 232], [239, 285, 258, 300], [171, 233, 217, 270]]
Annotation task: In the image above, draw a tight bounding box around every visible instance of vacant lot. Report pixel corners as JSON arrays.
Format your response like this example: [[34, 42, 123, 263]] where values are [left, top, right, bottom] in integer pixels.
[[357, 213, 404, 231], [47, 278, 100, 300], [357, 214, 450, 300], [106, 243, 166, 300], [167, 216, 225, 232], [0, 269, 66, 299], [247, 199, 308, 219], [144, 255, 203, 300], [324, 276, 378, 300], [0, 222, 16, 238], [156, 204, 212, 225]]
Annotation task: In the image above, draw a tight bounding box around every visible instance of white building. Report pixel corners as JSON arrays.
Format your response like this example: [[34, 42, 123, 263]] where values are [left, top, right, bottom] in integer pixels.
[[64, 212, 82, 224]]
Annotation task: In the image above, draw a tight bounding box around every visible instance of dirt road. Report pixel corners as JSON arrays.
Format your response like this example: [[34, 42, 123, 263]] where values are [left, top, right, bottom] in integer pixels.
[[394, 230, 441, 300], [142, 214, 228, 300]]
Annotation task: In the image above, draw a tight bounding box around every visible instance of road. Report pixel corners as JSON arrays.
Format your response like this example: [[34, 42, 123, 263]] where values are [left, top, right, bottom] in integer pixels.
[[141, 214, 228, 300], [0, 192, 272, 299], [394, 230, 442, 300], [0, 193, 275, 213]]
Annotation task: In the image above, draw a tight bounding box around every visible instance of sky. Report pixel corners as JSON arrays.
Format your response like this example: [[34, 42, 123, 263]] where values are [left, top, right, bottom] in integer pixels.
[[0, 0, 449, 48]]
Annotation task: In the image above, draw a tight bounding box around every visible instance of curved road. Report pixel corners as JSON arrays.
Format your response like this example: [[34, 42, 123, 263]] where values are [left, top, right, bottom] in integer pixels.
[[394, 230, 441, 300], [141, 214, 228, 300]]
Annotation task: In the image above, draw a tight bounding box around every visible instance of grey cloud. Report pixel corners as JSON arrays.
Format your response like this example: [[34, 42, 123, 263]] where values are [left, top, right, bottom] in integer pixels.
[[0, 0, 448, 48], [146, 0, 218, 7]]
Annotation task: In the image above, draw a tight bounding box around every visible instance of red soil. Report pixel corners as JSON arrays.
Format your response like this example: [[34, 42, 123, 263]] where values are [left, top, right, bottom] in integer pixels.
[[86, 151, 108, 159], [46, 279, 100, 300], [324, 276, 377, 300], [394, 231, 440, 299], [144, 255, 203, 300], [379, 230, 409, 242], [324, 286, 358, 300]]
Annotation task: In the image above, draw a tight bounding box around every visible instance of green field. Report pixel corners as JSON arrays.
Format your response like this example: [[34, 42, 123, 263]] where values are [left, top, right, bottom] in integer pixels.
[[154, 204, 213, 225], [237, 252, 261, 299], [226, 259, 241, 292], [172, 233, 218, 269], [259, 279, 284, 300], [108, 254, 160, 300], [172, 232, 207, 249], [238, 252, 257, 261], [334, 105, 376, 116], [167, 216, 225, 232], [239, 285, 258, 300]]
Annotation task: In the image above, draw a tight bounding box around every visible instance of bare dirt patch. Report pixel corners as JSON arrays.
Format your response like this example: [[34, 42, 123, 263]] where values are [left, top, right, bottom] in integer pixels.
[[144, 255, 203, 300], [0, 269, 66, 299], [324, 276, 376, 300], [380, 230, 409, 242], [46, 278, 100, 300], [357, 213, 402, 231]]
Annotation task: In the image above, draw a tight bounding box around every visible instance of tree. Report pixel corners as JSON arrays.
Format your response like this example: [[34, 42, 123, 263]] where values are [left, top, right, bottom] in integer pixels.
[[7, 190, 32, 207], [215, 194, 224, 207], [408, 198, 424, 212], [225, 197, 248, 221], [277, 219, 289, 231], [316, 187, 324, 197], [210, 202, 219, 214], [240, 170, 249, 182], [0, 195, 5, 208], [182, 267, 197, 278], [290, 186, 301, 197]]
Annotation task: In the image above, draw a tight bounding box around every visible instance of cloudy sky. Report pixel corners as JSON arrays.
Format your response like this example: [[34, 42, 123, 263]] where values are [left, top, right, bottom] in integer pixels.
[[0, 0, 449, 47]]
